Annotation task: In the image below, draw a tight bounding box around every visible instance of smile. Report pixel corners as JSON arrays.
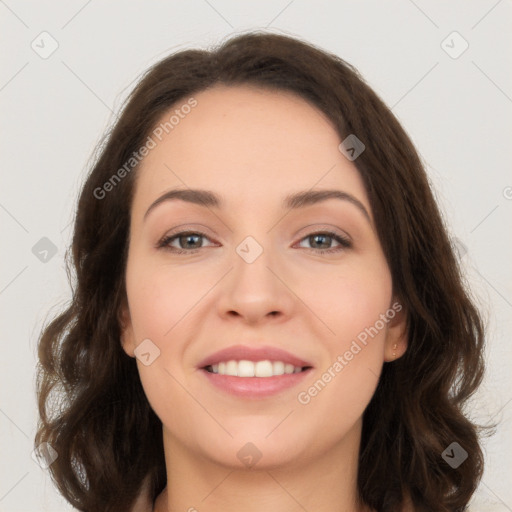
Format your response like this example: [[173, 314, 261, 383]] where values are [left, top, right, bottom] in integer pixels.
[[204, 359, 309, 377], [201, 363, 313, 399]]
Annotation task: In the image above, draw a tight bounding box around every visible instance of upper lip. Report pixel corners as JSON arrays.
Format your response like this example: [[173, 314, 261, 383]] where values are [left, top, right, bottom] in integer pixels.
[[198, 344, 313, 369]]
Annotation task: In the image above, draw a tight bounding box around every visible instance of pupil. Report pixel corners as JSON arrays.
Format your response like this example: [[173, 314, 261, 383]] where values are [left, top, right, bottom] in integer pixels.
[[312, 234, 330, 249], [183, 234, 200, 248]]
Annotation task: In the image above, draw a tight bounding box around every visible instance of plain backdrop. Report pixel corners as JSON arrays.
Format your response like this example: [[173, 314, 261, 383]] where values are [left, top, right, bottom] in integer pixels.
[[1, 1, 511, 511]]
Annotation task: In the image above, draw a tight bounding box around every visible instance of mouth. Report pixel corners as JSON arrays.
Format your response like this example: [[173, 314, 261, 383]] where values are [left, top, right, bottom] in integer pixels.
[[197, 344, 314, 398], [203, 360, 312, 377], [199, 349, 314, 398]]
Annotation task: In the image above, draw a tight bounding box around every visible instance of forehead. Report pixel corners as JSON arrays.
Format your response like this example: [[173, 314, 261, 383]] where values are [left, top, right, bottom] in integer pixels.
[[132, 84, 370, 216]]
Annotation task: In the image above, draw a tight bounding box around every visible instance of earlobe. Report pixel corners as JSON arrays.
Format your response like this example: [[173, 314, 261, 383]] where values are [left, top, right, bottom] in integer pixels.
[[384, 301, 408, 362]]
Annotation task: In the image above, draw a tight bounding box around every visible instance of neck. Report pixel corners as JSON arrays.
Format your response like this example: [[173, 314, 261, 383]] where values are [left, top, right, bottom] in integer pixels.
[[154, 419, 372, 512]]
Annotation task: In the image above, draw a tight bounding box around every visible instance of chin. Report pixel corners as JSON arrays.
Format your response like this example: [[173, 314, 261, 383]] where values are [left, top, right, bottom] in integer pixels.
[[199, 423, 311, 469]]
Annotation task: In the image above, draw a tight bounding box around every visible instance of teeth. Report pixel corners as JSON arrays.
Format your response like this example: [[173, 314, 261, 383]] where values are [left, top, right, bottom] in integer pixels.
[[284, 363, 295, 374], [208, 359, 305, 377], [239, 360, 255, 377], [226, 360, 238, 376], [272, 361, 284, 375], [255, 360, 273, 377]]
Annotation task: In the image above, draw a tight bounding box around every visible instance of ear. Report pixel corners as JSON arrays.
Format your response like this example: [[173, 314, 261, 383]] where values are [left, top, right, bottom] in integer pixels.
[[383, 299, 408, 362], [118, 299, 136, 358]]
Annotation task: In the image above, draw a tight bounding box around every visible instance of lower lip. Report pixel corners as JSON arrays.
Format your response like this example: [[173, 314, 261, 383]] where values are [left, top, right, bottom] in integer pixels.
[[200, 368, 313, 399]]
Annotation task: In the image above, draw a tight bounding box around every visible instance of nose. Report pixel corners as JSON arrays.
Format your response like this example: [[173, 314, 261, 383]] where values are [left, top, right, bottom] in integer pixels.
[[216, 237, 295, 325]]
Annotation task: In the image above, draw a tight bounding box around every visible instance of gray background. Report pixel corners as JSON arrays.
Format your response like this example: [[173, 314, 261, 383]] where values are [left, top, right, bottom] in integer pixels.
[[1, 1, 511, 510]]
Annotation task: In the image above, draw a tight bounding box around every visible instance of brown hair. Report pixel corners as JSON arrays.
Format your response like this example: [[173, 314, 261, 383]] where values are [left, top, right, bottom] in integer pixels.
[[35, 30, 490, 511]]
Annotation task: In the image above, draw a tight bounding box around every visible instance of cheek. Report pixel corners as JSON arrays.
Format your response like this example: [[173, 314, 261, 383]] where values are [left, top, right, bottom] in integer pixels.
[[300, 256, 393, 348], [124, 257, 218, 413], [125, 260, 200, 429], [292, 261, 392, 430], [125, 259, 206, 342], [297, 262, 391, 397]]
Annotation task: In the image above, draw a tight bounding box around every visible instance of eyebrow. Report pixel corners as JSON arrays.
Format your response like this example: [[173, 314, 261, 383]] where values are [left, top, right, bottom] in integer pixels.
[[143, 188, 371, 224]]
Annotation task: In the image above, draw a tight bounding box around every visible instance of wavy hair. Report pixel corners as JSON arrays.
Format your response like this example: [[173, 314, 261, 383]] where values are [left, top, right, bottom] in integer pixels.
[[35, 30, 490, 511]]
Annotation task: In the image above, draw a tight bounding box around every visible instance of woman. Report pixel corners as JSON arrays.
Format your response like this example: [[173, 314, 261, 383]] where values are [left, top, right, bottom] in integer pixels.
[[35, 31, 488, 512]]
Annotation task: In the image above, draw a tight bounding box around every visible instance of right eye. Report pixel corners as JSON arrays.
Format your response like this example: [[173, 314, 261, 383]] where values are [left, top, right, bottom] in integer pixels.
[[157, 231, 216, 254]]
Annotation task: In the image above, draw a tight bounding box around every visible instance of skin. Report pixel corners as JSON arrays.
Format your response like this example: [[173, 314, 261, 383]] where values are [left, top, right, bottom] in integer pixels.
[[120, 84, 408, 512]]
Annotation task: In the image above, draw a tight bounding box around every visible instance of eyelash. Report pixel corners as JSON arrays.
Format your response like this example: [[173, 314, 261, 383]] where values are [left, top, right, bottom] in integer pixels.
[[156, 230, 352, 255]]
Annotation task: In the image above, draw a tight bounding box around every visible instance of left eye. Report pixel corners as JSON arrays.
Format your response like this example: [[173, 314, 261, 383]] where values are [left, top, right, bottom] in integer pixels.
[[157, 230, 352, 255], [157, 231, 215, 253], [296, 231, 352, 253]]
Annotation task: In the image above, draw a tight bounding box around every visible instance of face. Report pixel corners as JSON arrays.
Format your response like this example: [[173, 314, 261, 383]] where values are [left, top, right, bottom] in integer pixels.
[[120, 84, 407, 470]]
